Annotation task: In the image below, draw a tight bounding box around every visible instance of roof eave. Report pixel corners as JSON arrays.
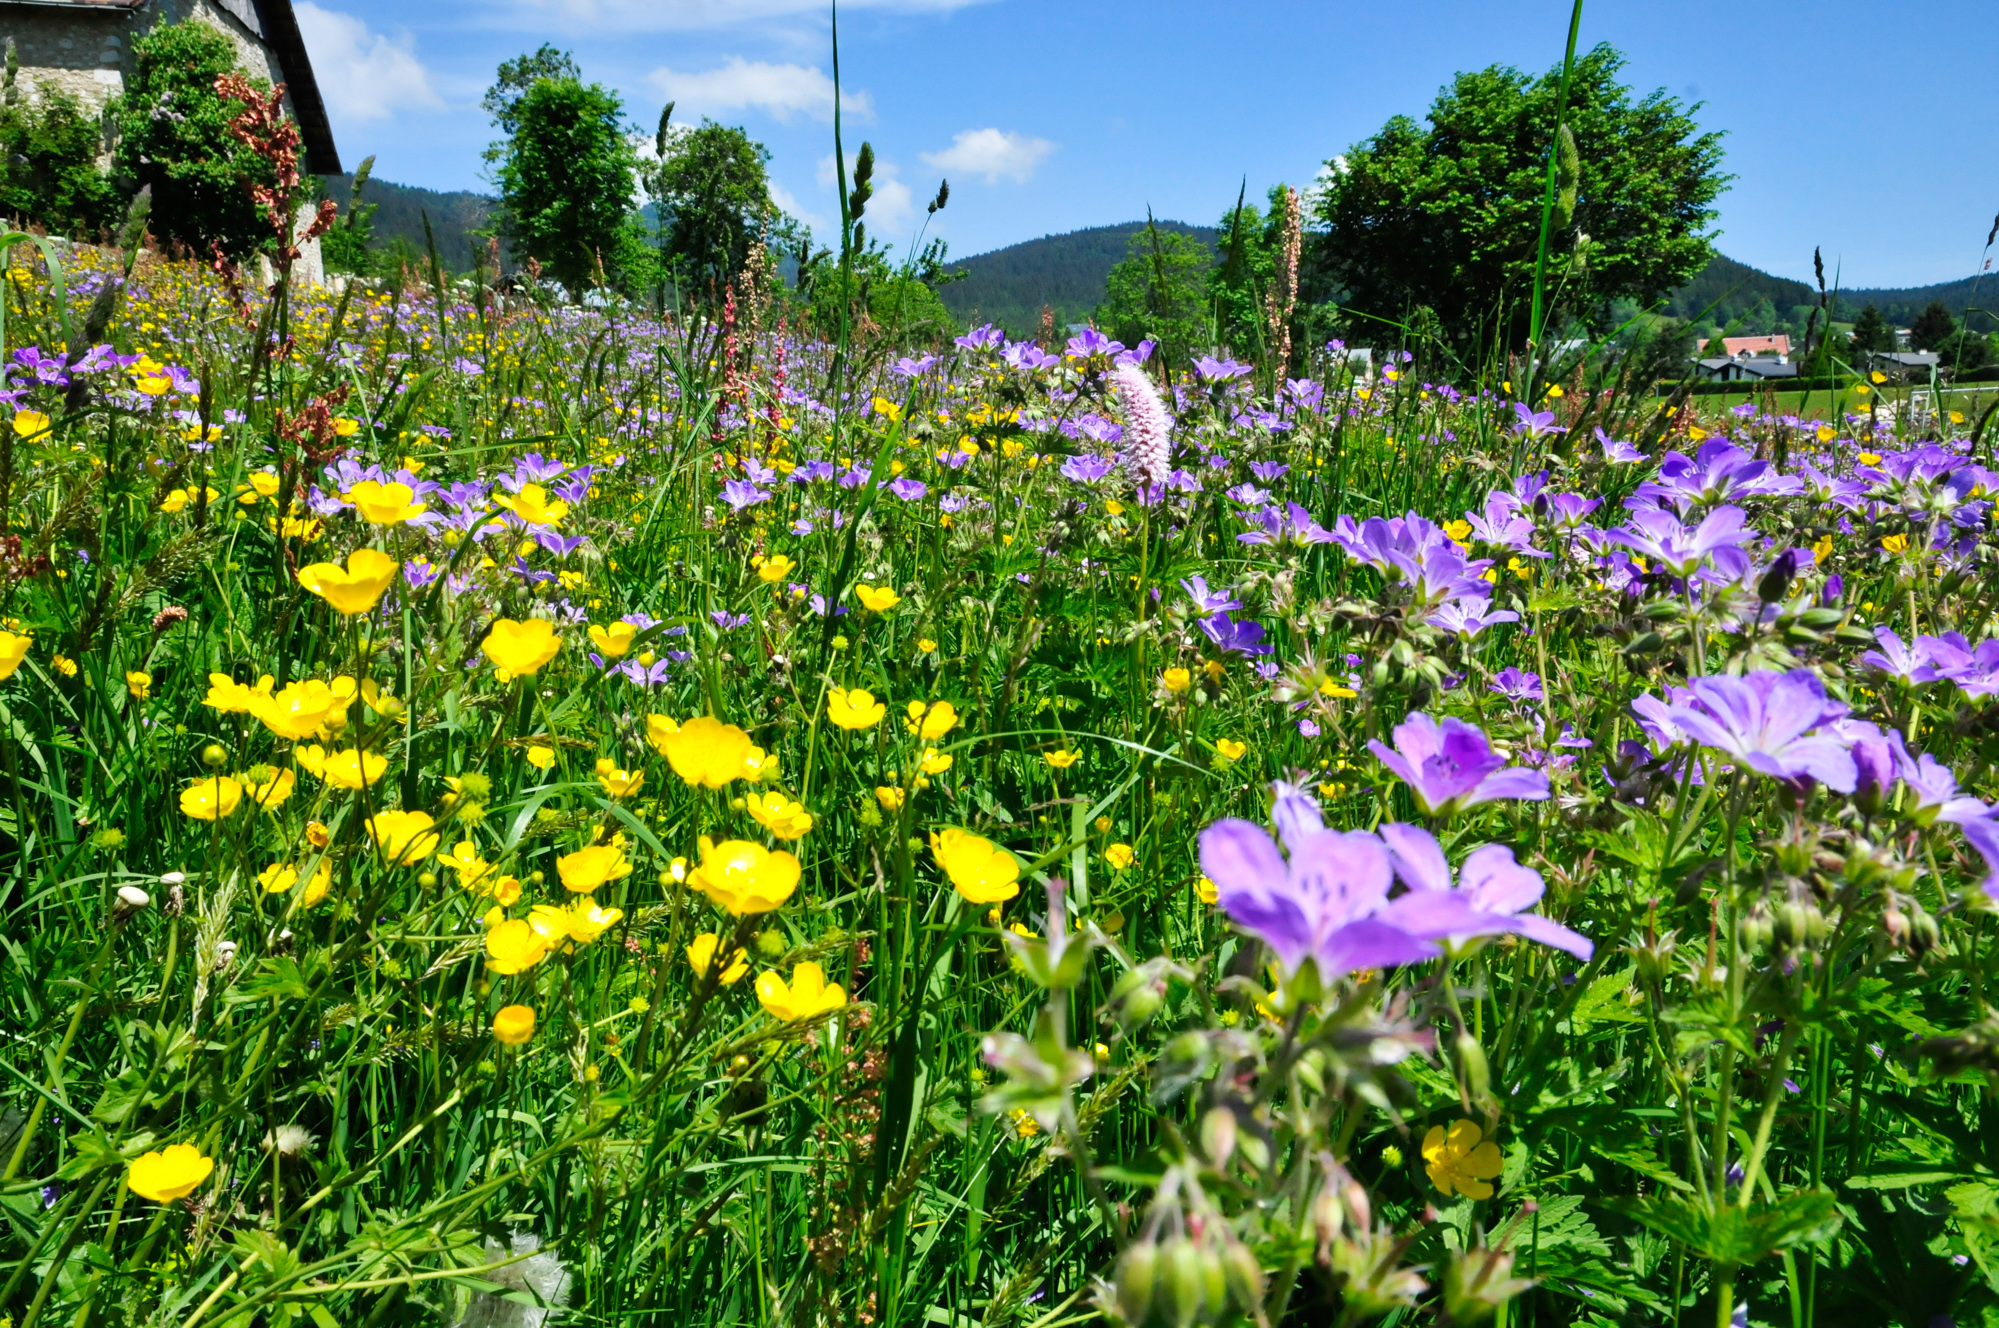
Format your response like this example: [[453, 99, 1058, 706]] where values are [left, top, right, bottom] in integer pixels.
[[249, 0, 340, 175]]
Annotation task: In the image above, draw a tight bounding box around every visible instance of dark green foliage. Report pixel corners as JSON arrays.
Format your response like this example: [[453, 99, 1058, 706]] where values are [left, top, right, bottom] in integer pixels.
[[1096, 226, 1213, 363], [1208, 187, 1277, 357], [488, 68, 641, 296], [111, 20, 275, 258], [482, 44, 581, 137], [650, 119, 785, 296], [317, 155, 376, 276], [0, 44, 118, 236], [805, 240, 957, 344], [936, 222, 1218, 337], [316, 173, 494, 274], [1910, 300, 1957, 352], [1849, 303, 1894, 353], [1313, 43, 1726, 356]]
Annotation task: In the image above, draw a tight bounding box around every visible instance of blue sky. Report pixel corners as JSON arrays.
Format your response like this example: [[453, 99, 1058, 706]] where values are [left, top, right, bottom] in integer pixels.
[[295, 0, 1998, 288]]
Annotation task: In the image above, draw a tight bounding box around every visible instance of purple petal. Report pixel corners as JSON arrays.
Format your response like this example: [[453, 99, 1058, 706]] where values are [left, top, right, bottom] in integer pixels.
[[1379, 822, 1452, 894]]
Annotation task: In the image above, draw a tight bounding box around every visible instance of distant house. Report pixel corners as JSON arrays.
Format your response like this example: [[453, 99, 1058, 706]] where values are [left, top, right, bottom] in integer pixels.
[[2, 0, 339, 175], [1866, 350, 1941, 375], [1721, 334, 1789, 361], [1693, 356, 1797, 383]]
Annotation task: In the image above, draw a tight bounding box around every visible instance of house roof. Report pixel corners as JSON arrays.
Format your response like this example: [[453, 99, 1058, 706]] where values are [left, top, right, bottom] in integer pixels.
[[0, 0, 338, 174], [250, 0, 340, 175], [1722, 334, 1790, 358]]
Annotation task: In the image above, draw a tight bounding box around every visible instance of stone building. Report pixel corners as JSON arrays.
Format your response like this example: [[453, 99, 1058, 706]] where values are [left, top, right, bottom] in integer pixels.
[[4, 0, 340, 277]]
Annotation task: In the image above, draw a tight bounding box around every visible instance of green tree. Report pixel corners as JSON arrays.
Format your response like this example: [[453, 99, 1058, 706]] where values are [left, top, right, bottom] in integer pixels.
[[650, 119, 786, 297], [1096, 225, 1213, 364], [1310, 44, 1726, 359], [488, 63, 641, 297], [806, 240, 957, 345], [482, 44, 581, 137], [0, 41, 118, 235], [111, 20, 275, 257], [1848, 303, 1893, 354], [1207, 186, 1283, 357], [1908, 300, 1957, 352], [318, 155, 378, 277]]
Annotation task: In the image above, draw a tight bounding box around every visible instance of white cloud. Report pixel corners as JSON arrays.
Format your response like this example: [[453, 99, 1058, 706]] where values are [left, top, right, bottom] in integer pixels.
[[648, 58, 870, 124], [815, 153, 914, 237], [294, 3, 442, 124], [515, 0, 989, 33], [767, 179, 828, 237], [920, 127, 1055, 184]]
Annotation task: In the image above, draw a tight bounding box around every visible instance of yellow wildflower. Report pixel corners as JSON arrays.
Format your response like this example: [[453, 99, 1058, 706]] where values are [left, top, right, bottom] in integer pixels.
[[905, 699, 957, 740], [588, 622, 637, 657], [297, 548, 399, 616], [1422, 1119, 1504, 1199], [1214, 739, 1247, 762], [690, 836, 800, 915], [687, 933, 749, 984], [485, 918, 551, 975], [1044, 748, 1079, 770], [594, 758, 644, 799], [1104, 843, 1135, 870], [179, 776, 242, 820], [650, 714, 755, 788], [855, 584, 902, 612], [745, 790, 814, 840], [827, 687, 886, 730], [126, 1144, 214, 1203], [368, 810, 441, 865], [930, 827, 1021, 904], [320, 748, 387, 790], [492, 1005, 536, 1046], [557, 843, 632, 893], [756, 962, 847, 1021], [1161, 667, 1191, 694], [757, 554, 797, 583], [482, 619, 561, 676], [346, 480, 428, 525], [125, 671, 152, 699]]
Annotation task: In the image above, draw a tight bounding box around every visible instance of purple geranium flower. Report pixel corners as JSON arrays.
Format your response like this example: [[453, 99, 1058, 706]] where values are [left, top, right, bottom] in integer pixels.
[[1197, 612, 1271, 657], [720, 479, 770, 510], [1654, 671, 1856, 792], [1607, 505, 1753, 580], [1859, 627, 1931, 685], [1963, 817, 1999, 898], [1193, 355, 1253, 384], [1368, 712, 1551, 818], [1065, 328, 1119, 359], [1377, 823, 1593, 960], [1428, 598, 1519, 638], [1512, 402, 1564, 438], [1595, 428, 1644, 464], [1488, 668, 1544, 704], [1197, 817, 1438, 978], [1060, 454, 1116, 485], [886, 476, 928, 502], [1181, 576, 1241, 614]]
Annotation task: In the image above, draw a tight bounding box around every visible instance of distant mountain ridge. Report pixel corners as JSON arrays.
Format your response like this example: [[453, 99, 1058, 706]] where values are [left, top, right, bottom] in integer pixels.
[[937, 224, 1996, 339], [319, 174, 495, 272], [937, 221, 1219, 335]]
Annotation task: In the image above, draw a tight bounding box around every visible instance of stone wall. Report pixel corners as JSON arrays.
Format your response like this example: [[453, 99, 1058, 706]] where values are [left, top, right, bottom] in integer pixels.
[[8, 0, 292, 122]]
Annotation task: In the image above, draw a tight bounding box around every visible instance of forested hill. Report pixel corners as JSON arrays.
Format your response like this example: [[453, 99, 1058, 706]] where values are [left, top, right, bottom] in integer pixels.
[[937, 221, 1219, 335], [1655, 252, 1991, 332], [318, 175, 496, 271]]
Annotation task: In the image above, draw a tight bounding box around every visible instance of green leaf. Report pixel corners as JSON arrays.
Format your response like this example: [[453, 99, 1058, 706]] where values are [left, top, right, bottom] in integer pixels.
[[1844, 1169, 1971, 1190], [1602, 1189, 1841, 1265]]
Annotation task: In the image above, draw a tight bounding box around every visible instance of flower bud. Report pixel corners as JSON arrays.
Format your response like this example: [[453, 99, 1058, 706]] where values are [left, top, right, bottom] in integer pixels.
[[112, 885, 151, 921], [1160, 1237, 1207, 1328], [1115, 1241, 1158, 1327], [1220, 1240, 1265, 1313], [201, 743, 229, 768], [1199, 1108, 1237, 1168]]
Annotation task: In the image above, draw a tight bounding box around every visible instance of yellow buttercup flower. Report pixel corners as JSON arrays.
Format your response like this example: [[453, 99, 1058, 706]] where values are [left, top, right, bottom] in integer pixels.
[[874, 785, 905, 811], [594, 758, 644, 799], [930, 827, 1021, 905], [557, 843, 632, 894], [588, 622, 637, 657], [1195, 875, 1219, 904], [124, 670, 152, 699], [1812, 534, 1834, 563], [827, 687, 886, 730], [687, 932, 749, 984], [855, 583, 901, 612], [1422, 1119, 1504, 1199], [244, 768, 295, 811], [51, 654, 77, 677], [1214, 739, 1247, 762], [1161, 667, 1192, 694], [919, 748, 953, 775], [492, 1004, 536, 1046], [0, 631, 30, 681], [485, 918, 551, 975], [203, 672, 273, 713], [259, 860, 331, 908], [368, 809, 440, 866], [126, 1144, 214, 1203], [690, 836, 800, 915], [250, 678, 347, 740], [756, 961, 847, 1021], [917, 637, 938, 654], [297, 548, 399, 616], [905, 699, 957, 740], [757, 554, 797, 583], [320, 748, 387, 790], [557, 897, 624, 944], [483, 619, 561, 676], [496, 483, 568, 526], [11, 409, 52, 439], [346, 479, 428, 525], [1044, 748, 1080, 770], [1881, 533, 1908, 554], [745, 790, 814, 840], [526, 744, 557, 770], [1105, 843, 1135, 870], [437, 840, 494, 889], [179, 776, 242, 820], [249, 471, 280, 499], [651, 714, 755, 788]]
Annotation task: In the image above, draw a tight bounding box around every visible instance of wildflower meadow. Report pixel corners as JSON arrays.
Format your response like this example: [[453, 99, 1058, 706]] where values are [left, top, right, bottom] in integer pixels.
[[6, 40, 1999, 1328]]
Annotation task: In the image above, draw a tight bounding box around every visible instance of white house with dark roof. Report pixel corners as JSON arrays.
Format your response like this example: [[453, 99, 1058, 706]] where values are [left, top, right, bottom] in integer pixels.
[[1, 0, 339, 176]]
